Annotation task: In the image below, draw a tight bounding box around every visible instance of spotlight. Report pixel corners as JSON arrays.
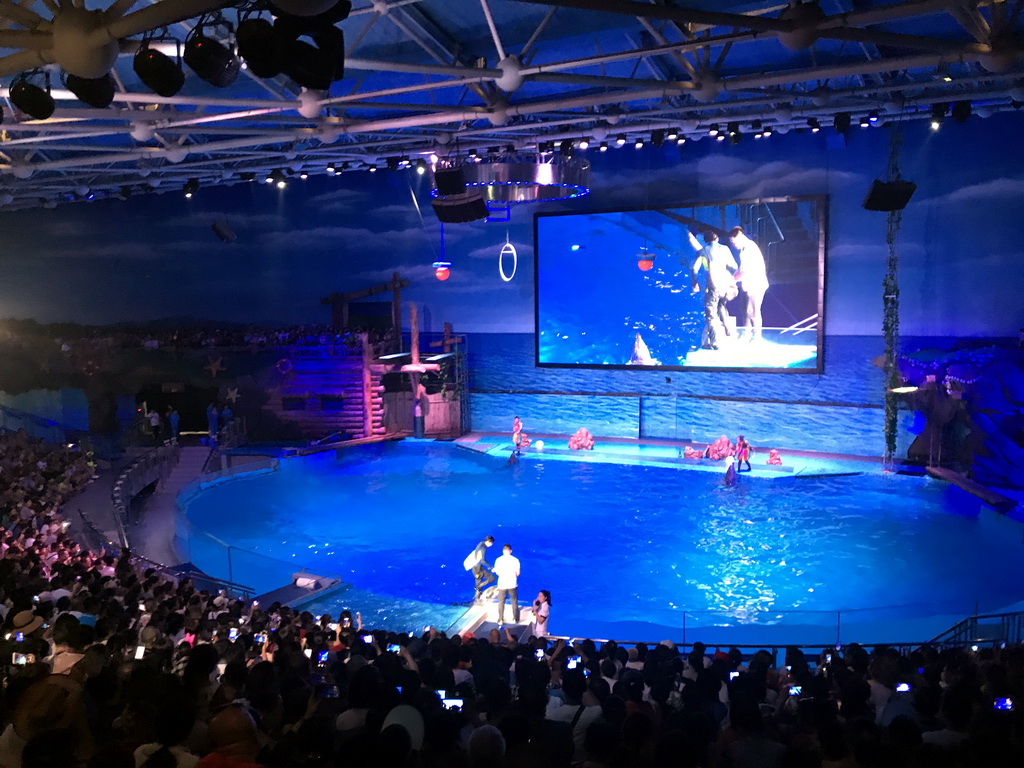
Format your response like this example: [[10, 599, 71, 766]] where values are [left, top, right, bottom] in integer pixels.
[[368, 164, 377, 173], [133, 40, 185, 97], [651, 129, 665, 147], [599, 141, 609, 152], [930, 102, 947, 130], [236, 16, 283, 79], [727, 121, 739, 136], [183, 178, 199, 198], [468, 148, 479, 159], [280, 25, 345, 90], [833, 112, 851, 133], [676, 136, 687, 145], [708, 123, 720, 137], [9, 71, 55, 120], [616, 134, 626, 146], [326, 162, 336, 174], [578, 138, 590, 150], [808, 117, 820, 133], [859, 115, 870, 128], [66, 72, 116, 108], [762, 125, 773, 137], [299, 170, 308, 179], [752, 120, 763, 138], [241, 172, 256, 182], [666, 128, 679, 140], [634, 137, 644, 149], [184, 26, 241, 88], [559, 139, 574, 157], [265, 169, 275, 184], [868, 110, 880, 124], [398, 156, 410, 168], [415, 158, 427, 175], [268, 169, 287, 188], [952, 100, 971, 123]]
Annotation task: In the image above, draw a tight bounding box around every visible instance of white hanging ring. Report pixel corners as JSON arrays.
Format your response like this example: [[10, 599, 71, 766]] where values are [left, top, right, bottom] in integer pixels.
[[498, 241, 518, 282]]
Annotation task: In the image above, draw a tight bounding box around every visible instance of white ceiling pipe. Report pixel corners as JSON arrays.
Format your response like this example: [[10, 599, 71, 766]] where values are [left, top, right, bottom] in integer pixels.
[[519, 0, 794, 34], [344, 57, 503, 78], [479, 0, 507, 62], [0, 0, 47, 31], [0, 29, 52, 49], [0, 48, 55, 78], [816, 0, 963, 30], [88, 0, 230, 45]]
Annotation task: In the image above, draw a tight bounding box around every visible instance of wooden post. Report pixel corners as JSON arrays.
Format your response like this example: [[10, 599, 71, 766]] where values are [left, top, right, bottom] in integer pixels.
[[361, 332, 372, 439], [409, 303, 420, 366], [391, 272, 403, 335]]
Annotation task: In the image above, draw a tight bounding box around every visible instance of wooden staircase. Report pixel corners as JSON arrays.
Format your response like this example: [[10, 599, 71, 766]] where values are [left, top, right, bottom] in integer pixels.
[[265, 341, 387, 440]]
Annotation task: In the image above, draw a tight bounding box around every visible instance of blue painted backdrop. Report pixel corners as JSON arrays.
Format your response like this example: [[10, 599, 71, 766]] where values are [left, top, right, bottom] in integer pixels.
[[1, 114, 1022, 454]]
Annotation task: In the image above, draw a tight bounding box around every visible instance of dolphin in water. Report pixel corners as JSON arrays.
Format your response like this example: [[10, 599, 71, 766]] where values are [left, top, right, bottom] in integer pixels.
[[628, 332, 660, 365]]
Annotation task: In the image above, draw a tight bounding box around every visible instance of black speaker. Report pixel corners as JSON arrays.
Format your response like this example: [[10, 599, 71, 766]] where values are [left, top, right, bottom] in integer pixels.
[[862, 179, 917, 212], [432, 193, 489, 223], [434, 167, 467, 196], [211, 220, 237, 243]]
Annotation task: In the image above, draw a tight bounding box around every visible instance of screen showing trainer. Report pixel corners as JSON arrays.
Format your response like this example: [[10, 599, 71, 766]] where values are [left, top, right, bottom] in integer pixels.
[[535, 195, 826, 373]]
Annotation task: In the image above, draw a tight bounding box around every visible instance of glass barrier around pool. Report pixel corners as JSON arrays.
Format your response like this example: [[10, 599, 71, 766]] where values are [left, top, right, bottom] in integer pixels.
[[175, 459, 347, 597]]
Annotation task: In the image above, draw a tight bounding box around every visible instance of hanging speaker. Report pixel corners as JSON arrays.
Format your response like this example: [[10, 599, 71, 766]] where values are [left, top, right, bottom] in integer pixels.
[[862, 179, 917, 212], [431, 192, 489, 223], [433, 168, 467, 196]]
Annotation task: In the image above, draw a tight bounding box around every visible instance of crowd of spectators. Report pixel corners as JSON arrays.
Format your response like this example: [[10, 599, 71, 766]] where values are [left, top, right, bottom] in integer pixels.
[[2, 431, 1023, 768]]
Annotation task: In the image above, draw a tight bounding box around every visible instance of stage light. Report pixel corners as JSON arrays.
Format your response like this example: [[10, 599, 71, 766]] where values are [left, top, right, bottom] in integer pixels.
[[183, 178, 199, 198], [616, 134, 626, 146], [468, 148, 479, 160], [280, 26, 345, 90], [578, 138, 590, 150], [184, 28, 241, 88], [269, 169, 287, 188], [398, 156, 410, 168], [708, 123, 720, 137], [762, 125, 773, 137], [236, 17, 283, 79], [9, 72, 55, 120], [636, 250, 655, 272], [133, 42, 185, 97], [859, 115, 870, 128], [727, 121, 739, 136], [634, 137, 644, 149], [677, 135, 687, 145], [241, 172, 256, 182], [559, 139, 574, 157], [433, 260, 452, 281], [868, 110, 880, 124], [368, 164, 377, 173], [651, 129, 665, 147], [326, 162, 336, 174], [599, 141, 609, 152], [833, 112, 851, 133], [808, 117, 820, 132], [952, 100, 971, 123], [666, 128, 679, 140], [930, 102, 946, 130], [415, 159, 427, 175], [752, 120, 763, 138]]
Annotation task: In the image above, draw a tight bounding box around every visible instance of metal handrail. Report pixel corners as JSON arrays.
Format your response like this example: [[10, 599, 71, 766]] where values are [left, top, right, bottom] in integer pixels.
[[111, 440, 181, 547]]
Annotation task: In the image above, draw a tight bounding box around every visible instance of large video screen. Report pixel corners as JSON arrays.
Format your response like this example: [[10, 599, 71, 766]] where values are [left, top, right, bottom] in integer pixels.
[[535, 196, 826, 373]]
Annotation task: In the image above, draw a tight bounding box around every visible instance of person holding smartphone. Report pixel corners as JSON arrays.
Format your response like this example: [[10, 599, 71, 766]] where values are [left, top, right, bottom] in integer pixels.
[[532, 590, 551, 639]]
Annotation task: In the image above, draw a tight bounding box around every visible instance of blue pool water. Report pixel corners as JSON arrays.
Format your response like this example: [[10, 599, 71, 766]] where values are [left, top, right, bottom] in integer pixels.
[[181, 441, 1024, 642]]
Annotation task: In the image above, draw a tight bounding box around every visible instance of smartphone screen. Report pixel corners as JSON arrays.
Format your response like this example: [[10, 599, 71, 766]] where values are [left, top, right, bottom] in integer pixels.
[[134, 646, 145, 660], [255, 633, 267, 644], [387, 643, 401, 653], [994, 697, 1014, 711], [361, 634, 374, 644], [789, 686, 802, 696], [11, 653, 27, 665], [729, 671, 739, 681], [896, 683, 911, 693], [318, 650, 329, 664], [535, 648, 545, 660], [442, 698, 463, 711], [14, 632, 23, 643], [228, 628, 239, 641]]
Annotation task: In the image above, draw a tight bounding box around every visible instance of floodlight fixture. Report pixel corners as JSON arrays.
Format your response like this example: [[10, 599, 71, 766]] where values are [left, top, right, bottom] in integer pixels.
[[708, 123, 720, 137], [651, 129, 665, 147], [183, 178, 199, 198], [666, 128, 679, 140], [578, 138, 590, 150], [616, 134, 626, 146], [236, 16, 283, 79], [930, 102, 947, 130], [134, 37, 185, 97], [634, 137, 644, 149], [599, 141, 609, 152], [184, 22, 241, 88], [65, 72, 116, 109], [9, 71, 55, 120], [808, 117, 821, 132]]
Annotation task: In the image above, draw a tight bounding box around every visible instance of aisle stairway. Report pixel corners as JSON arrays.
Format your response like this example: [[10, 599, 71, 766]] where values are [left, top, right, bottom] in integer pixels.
[[133, 446, 212, 566]]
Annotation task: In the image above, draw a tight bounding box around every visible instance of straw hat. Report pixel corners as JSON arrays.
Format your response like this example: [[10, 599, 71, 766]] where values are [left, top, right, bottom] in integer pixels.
[[10, 611, 43, 635]]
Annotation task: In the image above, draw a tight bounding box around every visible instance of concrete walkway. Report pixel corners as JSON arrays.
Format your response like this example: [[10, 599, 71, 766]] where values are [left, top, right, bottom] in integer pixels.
[[130, 445, 212, 567]]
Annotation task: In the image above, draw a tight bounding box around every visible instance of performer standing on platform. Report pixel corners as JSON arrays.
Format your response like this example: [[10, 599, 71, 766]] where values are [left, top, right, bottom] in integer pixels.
[[513, 416, 529, 455], [687, 229, 738, 350], [493, 544, 521, 625], [729, 226, 769, 343], [736, 435, 752, 472], [533, 590, 551, 638], [464, 535, 496, 602]]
